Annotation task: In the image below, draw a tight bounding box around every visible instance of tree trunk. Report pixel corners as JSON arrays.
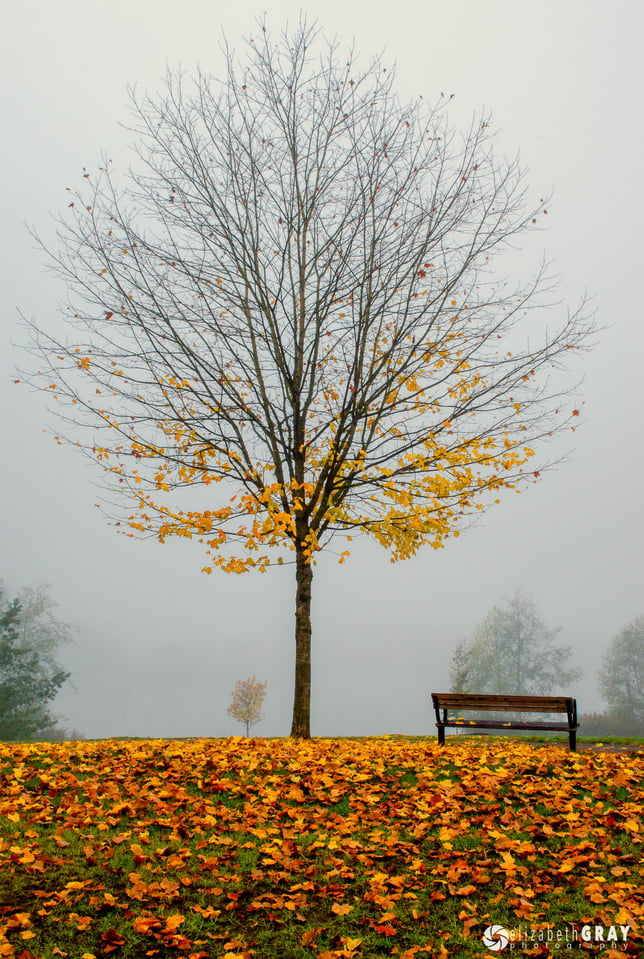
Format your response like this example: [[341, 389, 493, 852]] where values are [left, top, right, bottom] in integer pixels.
[[290, 541, 313, 738]]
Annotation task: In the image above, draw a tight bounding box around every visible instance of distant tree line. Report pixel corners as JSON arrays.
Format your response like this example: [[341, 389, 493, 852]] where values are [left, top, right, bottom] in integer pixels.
[[449, 591, 644, 736]]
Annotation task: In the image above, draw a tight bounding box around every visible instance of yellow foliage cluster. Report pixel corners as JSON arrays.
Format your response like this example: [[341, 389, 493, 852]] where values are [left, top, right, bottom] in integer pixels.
[[70, 299, 546, 573]]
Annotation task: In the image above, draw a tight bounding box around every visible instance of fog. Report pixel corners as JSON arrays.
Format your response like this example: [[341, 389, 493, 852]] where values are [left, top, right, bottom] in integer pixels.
[[2, 0, 642, 738]]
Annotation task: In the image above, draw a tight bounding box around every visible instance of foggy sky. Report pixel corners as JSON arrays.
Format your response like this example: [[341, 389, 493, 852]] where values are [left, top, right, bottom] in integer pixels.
[[2, 0, 643, 738]]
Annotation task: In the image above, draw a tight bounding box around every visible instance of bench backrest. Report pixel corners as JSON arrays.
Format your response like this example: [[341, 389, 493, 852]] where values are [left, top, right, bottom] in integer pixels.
[[432, 693, 575, 714]]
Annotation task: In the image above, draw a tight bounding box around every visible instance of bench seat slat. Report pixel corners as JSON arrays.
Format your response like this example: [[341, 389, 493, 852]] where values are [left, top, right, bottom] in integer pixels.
[[438, 719, 576, 731]]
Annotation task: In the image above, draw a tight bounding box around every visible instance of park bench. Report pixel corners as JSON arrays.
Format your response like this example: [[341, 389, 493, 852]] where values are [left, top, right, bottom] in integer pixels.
[[431, 693, 579, 751]]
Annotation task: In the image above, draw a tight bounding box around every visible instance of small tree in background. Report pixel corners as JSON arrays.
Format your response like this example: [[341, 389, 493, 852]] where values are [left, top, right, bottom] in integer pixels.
[[227, 677, 267, 736], [450, 590, 581, 697], [599, 615, 644, 732]]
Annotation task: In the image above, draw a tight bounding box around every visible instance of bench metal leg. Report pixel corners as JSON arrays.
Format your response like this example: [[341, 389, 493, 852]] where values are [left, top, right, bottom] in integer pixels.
[[569, 729, 576, 752], [437, 726, 445, 746]]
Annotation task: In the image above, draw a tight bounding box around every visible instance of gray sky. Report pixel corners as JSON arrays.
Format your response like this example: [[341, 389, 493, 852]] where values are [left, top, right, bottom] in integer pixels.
[[2, 0, 642, 737]]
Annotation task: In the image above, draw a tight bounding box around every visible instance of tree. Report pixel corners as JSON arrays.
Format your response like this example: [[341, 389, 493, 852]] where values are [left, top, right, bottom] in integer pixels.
[[227, 676, 267, 736], [27, 21, 590, 737], [599, 615, 644, 731], [448, 640, 473, 693], [450, 590, 581, 697], [11, 583, 76, 672], [0, 585, 71, 741]]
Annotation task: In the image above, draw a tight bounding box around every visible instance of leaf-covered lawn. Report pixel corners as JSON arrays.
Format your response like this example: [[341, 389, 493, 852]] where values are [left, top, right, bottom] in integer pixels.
[[0, 737, 642, 958]]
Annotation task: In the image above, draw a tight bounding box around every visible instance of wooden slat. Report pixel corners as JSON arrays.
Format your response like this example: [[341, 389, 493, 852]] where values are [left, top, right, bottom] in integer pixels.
[[431, 693, 572, 713], [439, 719, 575, 731]]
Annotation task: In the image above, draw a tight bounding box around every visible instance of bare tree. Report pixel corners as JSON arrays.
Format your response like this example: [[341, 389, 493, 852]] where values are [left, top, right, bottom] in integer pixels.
[[27, 21, 591, 737], [227, 677, 267, 736]]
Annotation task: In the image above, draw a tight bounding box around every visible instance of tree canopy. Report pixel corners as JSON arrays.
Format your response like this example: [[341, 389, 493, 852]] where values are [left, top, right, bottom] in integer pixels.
[[599, 615, 644, 731], [449, 590, 581, 698], [227, 676, 267, 737], [28, 21, 590, 736]]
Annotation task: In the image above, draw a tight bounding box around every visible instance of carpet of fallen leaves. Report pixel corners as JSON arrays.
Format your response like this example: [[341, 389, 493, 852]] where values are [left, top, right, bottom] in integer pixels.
[[0, 737, 642, 959]]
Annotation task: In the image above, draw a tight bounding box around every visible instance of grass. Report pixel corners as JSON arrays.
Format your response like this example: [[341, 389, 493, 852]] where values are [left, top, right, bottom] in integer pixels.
[[0, 736, 642, 958], [382, 727, 644, 746]]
